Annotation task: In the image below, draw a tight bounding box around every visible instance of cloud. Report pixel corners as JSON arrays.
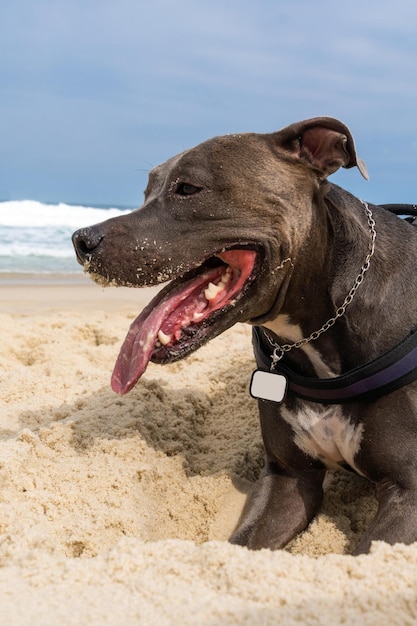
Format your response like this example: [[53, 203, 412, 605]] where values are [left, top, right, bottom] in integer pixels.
[[1, 0, 417, 203]]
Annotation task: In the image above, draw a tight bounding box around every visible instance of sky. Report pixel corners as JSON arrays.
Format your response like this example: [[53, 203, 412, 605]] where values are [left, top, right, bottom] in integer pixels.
[[1, 0, 417, 207]]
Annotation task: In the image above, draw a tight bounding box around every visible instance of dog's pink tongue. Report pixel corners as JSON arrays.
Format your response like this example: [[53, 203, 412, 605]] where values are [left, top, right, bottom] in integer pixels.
[[111, 268, 216, 394], [111, 300, 169, 394], [111, 250, 257, 395]]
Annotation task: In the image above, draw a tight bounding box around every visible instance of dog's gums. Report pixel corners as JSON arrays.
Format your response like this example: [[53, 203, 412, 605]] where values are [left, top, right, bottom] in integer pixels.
[[110, 249, 258, 394]]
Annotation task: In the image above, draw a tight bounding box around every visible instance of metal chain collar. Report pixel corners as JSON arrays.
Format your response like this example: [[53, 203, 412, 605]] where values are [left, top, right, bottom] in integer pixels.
[[267, 200, 377, 369]]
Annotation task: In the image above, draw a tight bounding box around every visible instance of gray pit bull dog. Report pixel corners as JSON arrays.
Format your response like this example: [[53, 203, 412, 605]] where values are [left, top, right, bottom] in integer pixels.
[[72, 117, 417, 554]]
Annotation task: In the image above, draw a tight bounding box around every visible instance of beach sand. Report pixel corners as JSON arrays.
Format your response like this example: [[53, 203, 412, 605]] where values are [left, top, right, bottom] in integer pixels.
[[1, 276, 416, 625]]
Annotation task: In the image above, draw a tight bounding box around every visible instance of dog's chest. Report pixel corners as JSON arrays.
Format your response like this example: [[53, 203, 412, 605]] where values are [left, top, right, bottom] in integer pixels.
[[281, 404, 364, 471]]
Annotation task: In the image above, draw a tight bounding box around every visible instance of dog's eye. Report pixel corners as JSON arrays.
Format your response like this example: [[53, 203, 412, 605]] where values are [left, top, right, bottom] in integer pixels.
[[175, 182, 202, 196]]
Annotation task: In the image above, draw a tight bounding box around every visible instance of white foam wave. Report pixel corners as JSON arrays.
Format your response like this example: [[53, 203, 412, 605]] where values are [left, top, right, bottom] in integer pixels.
[[0, 244, 74, 258], [0, 199, 135, 273], [0, 200, 133, 228]]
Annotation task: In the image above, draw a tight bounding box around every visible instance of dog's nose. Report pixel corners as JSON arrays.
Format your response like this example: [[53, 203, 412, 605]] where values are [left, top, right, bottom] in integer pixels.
[[72, 226, 103, 263]]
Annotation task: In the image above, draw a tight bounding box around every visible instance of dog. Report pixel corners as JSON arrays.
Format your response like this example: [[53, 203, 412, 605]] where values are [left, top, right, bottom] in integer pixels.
[[72, 117, 417, 554]]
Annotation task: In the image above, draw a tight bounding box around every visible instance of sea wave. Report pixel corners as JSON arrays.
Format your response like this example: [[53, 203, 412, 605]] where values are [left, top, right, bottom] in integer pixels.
[[0, 200, 134, 273], [0, 200, 132, 227]]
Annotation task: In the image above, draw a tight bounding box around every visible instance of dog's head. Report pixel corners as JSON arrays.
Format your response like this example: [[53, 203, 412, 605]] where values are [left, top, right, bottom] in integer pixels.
[[72, 117, 367, 393]]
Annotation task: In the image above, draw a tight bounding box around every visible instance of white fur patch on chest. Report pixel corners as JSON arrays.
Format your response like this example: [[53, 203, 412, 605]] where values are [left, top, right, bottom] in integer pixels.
[[281, 404, 364, 471], [262, 315, 363, 470]]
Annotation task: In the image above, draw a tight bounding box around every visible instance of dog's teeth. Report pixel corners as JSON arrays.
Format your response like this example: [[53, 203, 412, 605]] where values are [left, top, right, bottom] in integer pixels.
[[220, 267, 232, 284], [157, 330, 172, 346], [193, 311, 204, 321], [204, 281, 224, 301]]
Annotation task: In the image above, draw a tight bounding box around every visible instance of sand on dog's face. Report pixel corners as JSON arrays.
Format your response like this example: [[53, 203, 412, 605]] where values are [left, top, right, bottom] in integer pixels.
[[1, 296, 416, 625]]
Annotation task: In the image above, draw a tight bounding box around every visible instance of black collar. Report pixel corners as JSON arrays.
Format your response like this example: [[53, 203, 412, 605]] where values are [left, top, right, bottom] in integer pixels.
[[379, 203, 417, 226], [251, 205, 417, 405], [252, 325, 417, 404]]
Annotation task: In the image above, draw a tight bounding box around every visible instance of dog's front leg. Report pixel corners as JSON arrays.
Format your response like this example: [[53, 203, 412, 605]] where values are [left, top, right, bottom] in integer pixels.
[[229, 461, 325, 550], [353, 482, 417, 554], [230, 400, 325, 550], [352, 392, 417, 554]]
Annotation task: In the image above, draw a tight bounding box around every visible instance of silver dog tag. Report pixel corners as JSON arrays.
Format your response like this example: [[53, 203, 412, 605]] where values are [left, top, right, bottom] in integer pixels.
[[250, 370, 288, 404]]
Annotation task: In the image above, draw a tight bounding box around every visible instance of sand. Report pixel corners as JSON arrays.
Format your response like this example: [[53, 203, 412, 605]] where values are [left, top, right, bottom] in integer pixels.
[[1, 276, 417, 625]]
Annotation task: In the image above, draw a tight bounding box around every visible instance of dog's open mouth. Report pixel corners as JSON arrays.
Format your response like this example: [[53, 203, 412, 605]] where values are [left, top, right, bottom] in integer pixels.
[[111, 249, 259, 394]]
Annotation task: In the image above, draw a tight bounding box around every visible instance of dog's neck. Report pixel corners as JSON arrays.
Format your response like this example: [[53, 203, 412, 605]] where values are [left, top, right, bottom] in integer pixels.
[[262, 189, 380, 377]]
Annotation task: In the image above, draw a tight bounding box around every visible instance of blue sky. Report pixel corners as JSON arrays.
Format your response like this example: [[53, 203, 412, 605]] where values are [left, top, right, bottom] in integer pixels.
[[1, 0, 417, 206]]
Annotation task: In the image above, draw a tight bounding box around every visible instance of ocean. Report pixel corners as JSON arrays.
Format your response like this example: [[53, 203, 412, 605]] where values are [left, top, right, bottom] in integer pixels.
[[0, 200, 134, 275]]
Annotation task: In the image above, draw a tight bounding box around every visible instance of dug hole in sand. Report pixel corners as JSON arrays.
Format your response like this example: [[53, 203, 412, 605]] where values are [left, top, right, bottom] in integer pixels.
[[0, 288, 416, 625]]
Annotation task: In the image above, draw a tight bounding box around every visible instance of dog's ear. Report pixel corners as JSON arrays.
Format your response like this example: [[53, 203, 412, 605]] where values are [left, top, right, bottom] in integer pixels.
[[274, 117, 369, 180]]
